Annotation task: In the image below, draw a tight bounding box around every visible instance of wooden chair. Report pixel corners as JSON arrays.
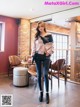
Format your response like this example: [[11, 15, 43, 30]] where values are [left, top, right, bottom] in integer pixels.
[[8, 55, 24, 76], [49, 59, 67, 88], [28, 64, 37, 87]]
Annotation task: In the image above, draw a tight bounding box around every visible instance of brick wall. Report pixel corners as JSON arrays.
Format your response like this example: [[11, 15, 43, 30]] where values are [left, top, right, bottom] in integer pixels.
[[18, 19, 30, 60]]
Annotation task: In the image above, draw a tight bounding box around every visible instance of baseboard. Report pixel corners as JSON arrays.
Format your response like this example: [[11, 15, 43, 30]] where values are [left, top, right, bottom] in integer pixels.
[[60, 77, 80, 85], [0, 72, 8, 76], [67, 79, 80, 85]]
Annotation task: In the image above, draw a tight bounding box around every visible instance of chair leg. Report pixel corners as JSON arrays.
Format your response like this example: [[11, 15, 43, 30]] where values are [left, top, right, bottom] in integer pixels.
[[8, 64, 12, 77], [8, 68, 10, 77], [8, 72, 9, 77], [65, 66, 67, 85], [50, 62, 53, 90], [27, 72, 29, 86], [51, 74, 52, 90], [58, 71, 60, 88], [8, 68, 13, 77]]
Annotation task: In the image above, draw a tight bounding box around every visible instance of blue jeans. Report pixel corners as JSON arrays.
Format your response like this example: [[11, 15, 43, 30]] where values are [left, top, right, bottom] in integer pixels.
[[35, 57, 50, 92]]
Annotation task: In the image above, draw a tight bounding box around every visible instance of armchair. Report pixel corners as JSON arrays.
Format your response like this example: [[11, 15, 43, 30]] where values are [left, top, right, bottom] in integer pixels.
[[8, 55, 24, 76]]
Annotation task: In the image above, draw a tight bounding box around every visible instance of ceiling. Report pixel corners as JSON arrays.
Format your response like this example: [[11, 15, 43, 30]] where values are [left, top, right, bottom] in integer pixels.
[[0, 0, 80, 19]]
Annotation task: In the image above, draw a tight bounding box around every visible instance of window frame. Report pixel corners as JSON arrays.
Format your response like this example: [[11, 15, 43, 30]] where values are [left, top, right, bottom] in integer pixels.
[[0, 22, 5, 52], [50, 33, 70, 65]]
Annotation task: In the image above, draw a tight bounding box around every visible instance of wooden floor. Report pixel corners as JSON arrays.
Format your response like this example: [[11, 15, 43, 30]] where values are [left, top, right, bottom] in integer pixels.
[[0, 75, 80, 107]]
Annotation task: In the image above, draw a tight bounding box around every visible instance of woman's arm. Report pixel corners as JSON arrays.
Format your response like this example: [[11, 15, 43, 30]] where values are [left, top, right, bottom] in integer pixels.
[[31, 39, 36, 56]]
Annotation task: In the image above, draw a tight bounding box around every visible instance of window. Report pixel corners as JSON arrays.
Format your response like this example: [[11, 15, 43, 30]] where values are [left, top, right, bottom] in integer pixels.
[[0, 22, 5, 52], [51, 33, 70, 65]]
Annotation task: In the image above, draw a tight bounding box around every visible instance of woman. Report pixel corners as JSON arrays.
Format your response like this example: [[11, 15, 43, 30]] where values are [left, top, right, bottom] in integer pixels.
[[31, 21, 53, 104]]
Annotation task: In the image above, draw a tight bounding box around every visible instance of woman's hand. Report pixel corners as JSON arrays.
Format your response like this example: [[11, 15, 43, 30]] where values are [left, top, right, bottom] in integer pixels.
[[27, 56, 33, 63], [46, 52, 50, 56]]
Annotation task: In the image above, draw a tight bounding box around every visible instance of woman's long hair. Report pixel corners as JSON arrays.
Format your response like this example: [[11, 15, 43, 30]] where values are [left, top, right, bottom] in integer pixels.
[[35, 22, 46, 39]]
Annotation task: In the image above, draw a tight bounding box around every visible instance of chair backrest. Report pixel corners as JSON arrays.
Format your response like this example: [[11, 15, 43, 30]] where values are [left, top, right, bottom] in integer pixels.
[[51, 59, 65, 70], [9, 55, 21, 66]]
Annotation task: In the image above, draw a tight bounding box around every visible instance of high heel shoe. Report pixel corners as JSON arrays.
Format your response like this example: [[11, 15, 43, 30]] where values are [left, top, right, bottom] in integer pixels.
[[39, 91, 43, 102], [46, 93, 49, 104]]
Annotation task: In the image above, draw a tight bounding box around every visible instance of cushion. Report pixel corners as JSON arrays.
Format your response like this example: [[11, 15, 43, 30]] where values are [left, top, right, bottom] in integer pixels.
[[13, 67, 28, 76]]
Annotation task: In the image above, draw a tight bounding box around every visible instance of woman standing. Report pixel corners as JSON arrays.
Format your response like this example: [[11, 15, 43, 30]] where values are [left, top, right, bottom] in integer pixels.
[[31, 21, 53, 104]]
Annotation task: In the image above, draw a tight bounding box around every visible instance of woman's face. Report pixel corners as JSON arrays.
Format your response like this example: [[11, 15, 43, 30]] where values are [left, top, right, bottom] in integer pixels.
[[38, 23, 45, 32]]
